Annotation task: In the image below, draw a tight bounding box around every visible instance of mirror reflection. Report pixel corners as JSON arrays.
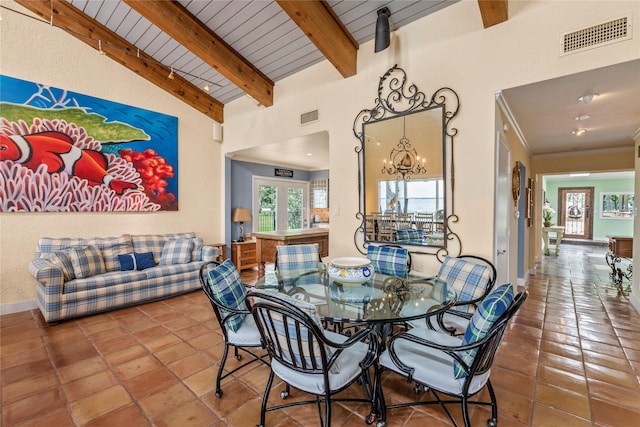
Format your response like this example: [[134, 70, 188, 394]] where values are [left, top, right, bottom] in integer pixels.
[[363, 107, 446, 246]]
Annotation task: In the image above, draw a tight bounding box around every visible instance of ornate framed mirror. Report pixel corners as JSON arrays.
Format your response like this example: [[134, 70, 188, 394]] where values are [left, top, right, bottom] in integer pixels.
[[353, 65, 461, 259]]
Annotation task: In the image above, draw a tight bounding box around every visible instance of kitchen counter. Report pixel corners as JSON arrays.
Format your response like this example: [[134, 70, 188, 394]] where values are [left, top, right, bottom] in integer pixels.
[[253, 229, 329, 274]]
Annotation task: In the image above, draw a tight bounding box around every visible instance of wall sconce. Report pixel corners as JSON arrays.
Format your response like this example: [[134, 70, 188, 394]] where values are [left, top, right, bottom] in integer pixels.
[[374, 7, 391, 53], [232, 208, 251, 242], [381, 116, 426, 180]]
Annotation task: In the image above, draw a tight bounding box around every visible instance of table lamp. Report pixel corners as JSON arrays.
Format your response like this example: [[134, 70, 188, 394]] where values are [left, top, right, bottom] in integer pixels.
[[232, 208, 251, 242]]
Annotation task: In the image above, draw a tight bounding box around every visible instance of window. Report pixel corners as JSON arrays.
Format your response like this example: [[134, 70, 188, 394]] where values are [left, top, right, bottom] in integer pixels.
[[599, 192, 634, 219], [377, 179, 444, 213]]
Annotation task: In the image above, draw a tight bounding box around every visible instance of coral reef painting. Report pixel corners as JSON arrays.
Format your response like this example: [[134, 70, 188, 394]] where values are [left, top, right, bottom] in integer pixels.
[[0, 75, 178, 212]]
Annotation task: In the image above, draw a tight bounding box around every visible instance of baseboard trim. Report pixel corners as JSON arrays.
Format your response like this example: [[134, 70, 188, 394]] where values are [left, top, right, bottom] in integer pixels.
[[0, 299, 38, 316]]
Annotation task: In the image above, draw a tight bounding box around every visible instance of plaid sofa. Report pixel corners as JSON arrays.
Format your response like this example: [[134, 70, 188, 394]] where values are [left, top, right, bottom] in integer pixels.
[[29, 232, 220, 323]]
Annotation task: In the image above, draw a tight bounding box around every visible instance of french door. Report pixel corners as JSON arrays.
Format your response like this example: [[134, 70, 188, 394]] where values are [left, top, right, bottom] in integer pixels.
[[253, 177, 308, 232], [558, 187, 593, 239]]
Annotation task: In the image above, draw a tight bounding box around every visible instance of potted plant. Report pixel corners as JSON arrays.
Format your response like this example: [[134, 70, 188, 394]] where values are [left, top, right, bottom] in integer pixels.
[[542, 203, 555, 227]]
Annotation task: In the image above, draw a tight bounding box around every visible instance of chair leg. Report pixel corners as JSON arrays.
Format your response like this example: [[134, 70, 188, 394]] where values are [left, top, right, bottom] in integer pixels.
[[486, 380, 498, 427], [258, 370, 275, 427], [324, 393, 331, 427], [216, 344, 230, 398], [461, 395, 471, 427]]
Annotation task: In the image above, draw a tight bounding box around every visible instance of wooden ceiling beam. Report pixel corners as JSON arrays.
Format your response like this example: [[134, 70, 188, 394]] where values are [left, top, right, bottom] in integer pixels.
[[13, 0, 224, 123], [124, 0, 274, 107], [477, 0, 509, 28], [277, 0, 358, 78]]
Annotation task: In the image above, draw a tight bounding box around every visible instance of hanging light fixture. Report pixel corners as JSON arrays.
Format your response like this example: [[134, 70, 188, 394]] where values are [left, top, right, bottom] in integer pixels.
[[381, 115, 426, 180], [374, 7, 391, 53]]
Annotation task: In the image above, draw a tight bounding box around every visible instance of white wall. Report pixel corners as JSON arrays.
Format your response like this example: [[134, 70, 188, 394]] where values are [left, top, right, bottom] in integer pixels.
[[0, 2, 223, 307], [223, 1, 640, 277]]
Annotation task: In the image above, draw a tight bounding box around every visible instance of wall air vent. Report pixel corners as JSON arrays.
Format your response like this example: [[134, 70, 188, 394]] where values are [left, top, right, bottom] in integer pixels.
[[300, 109, 319, 125], [561, 14, 632, 56]]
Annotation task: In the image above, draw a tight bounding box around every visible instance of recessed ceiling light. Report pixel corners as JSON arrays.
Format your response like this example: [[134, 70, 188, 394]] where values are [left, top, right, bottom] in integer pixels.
[[571, 129, 587, 136], [574, 114, 591, 121], [307, 153, 313, 156], [578, 93, 598, 104]]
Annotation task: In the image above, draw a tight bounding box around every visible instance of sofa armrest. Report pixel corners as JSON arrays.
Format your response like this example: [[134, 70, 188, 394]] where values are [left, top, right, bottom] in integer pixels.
[[28, 258, 65, 287], [202, 245, 221, 262]]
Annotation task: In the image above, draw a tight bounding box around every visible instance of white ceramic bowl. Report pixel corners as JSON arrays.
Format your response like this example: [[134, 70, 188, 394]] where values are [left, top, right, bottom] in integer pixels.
[[328, 257, 373, 284]]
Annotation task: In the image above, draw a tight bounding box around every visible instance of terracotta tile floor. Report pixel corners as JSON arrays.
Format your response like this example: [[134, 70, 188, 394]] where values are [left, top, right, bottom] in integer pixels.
[[2, 243, 639, 426]]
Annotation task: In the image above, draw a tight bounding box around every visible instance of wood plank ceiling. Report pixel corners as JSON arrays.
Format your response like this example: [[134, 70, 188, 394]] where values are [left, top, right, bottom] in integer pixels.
[[13, 1, 507, 123]]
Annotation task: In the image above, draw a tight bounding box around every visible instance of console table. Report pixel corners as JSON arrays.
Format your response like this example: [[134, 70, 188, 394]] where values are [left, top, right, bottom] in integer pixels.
[[608, 235, 633, 258], [606, 236, 633, 292], [253, 228, 329, 275], [542, 226, 565, 256]]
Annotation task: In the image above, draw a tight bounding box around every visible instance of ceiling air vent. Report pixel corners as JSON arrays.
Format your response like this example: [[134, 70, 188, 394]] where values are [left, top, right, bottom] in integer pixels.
[[300, 109, 319, 125], [561, 14, 632, 56]]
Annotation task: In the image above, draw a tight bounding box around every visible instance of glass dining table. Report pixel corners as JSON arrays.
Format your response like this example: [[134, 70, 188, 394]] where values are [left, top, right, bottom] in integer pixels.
[[251, 265, 457, 330]]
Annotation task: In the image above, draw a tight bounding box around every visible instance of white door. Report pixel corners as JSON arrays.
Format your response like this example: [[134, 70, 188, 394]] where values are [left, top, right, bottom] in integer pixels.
[[253, 177, 309, 232], [494, 132, 510, 286]]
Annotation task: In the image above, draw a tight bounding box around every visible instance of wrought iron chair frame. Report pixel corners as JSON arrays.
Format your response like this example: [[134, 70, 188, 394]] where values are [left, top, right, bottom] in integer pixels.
[[247, 291, 379, 427], [199, 261, 269, 398], [374, 291, 528, 427]]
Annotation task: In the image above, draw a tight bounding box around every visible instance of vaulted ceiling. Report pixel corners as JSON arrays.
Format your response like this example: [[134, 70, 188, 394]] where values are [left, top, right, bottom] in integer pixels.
[[13, 0, 508, 123]]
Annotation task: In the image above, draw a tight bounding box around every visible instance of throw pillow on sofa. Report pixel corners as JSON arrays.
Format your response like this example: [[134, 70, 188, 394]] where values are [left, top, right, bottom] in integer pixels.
[[66, 245, 106, 279], [118, 252, 155, 271], [41, 251, 76, 281], [191, 237, 203, 262], [159, 239, 193, 265]]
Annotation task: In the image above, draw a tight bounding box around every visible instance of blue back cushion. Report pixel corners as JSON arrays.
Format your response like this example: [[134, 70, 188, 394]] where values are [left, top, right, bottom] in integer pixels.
[[252, 290, 338, 373], [454, 284, 513, 378], [367, 245, 409, 278], [438, 256, 492, 312], [396, 228, 422, 242], [207, 259, 248, 332], [276, 244, 320, 271]]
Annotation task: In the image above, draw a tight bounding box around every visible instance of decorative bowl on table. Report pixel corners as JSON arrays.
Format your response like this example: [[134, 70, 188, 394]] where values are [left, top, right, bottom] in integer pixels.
[[328, 257, 373, 285]]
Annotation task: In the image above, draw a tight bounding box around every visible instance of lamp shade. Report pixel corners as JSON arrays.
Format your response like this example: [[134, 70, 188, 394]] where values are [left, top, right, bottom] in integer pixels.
[[232, 208, 251, 223], [374, 7, 391, 53]]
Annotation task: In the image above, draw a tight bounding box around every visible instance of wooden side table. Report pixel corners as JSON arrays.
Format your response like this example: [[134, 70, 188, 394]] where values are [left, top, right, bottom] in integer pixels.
[[207, 243, 227, 262], [231, 241, 258, 271]]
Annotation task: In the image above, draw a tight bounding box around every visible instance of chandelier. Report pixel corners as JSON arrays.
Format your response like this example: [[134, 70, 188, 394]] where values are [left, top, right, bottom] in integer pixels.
[[381, 116, 426, 180]]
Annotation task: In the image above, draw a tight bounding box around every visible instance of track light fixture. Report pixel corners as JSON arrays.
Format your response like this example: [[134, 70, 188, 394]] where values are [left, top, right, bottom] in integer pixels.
[[168, 68, 175, 80], [374, 7, 391, 53]]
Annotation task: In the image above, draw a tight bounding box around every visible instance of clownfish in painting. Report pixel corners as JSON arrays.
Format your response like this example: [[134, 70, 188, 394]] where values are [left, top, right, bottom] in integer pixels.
[[0, 131, 137, 195]]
